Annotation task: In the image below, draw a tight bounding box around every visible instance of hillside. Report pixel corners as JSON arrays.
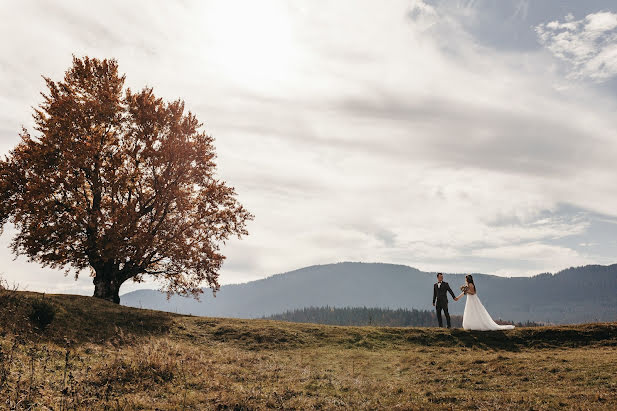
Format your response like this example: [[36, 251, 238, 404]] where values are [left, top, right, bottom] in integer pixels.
[[3, 290, 613, 350], [1, 290, 617, 409], [121, 262, 617, 324]]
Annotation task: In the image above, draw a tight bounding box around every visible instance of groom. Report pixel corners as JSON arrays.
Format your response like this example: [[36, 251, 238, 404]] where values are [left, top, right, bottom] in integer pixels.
[[432, 272, 458, 328]]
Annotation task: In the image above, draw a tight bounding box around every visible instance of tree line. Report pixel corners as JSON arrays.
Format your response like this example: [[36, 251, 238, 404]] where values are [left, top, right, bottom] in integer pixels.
[[264, 306, 464, 327], [263, 306, 544, 327]]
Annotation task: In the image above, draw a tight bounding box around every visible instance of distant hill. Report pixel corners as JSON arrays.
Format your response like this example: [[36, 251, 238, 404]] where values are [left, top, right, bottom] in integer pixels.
[[120, 262, 617, 324]]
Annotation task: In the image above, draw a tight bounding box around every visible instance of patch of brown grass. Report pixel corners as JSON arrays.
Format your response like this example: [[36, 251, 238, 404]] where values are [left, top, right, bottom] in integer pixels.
[[1, 291, 616, 409]]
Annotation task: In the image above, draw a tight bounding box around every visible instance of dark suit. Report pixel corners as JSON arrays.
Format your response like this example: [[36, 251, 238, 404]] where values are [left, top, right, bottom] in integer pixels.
[[433, 281, 456, 328]]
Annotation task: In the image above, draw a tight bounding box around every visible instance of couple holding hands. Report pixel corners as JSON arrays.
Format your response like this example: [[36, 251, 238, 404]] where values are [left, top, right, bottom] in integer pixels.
[[432, 272, 514, 331]]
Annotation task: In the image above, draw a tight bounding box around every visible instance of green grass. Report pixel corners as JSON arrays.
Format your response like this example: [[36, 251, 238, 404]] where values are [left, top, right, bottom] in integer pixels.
[[1, 290, 616, 409]]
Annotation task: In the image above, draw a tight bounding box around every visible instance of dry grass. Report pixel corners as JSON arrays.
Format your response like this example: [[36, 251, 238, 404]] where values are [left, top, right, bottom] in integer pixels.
[[1, 290, 616, 409]]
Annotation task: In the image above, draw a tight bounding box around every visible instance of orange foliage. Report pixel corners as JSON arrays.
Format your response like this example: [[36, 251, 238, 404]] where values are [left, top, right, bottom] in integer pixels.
[[0, 56, 253, 303]]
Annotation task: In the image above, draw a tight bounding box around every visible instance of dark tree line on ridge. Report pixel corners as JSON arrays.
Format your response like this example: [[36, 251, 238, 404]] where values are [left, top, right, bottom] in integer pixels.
[[262, 306, 543, 327]]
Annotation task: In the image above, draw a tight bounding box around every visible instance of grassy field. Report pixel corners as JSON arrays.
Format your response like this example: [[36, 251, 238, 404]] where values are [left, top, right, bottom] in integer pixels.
[[1, 290, 616, 410]]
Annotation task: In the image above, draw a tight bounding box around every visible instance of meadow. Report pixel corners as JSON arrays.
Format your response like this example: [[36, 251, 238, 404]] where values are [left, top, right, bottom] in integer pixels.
[[1, 289, 616, 410]]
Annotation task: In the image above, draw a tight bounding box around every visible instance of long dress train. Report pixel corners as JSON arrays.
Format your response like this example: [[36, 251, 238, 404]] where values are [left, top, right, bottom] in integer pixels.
[[462, 293, 515, 331]]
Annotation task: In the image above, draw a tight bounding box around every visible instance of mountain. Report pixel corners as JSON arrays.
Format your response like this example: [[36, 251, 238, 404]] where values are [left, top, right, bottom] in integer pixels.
[[120, 262, 617, 324]]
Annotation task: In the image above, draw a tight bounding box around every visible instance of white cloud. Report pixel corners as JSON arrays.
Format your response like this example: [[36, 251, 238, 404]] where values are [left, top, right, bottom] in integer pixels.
[[536, 11, 617, 80], [1, 1, 617, 295], [472, 242, 583, 261], [585, 11, 617, 33]]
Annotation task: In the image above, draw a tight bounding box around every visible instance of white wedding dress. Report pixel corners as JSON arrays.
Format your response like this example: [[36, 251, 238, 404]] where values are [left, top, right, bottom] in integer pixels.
[[462, 293, 515, 331]]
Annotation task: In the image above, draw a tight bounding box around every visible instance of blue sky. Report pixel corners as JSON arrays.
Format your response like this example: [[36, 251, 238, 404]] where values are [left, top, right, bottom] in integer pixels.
[[1, 0, 617, 295]]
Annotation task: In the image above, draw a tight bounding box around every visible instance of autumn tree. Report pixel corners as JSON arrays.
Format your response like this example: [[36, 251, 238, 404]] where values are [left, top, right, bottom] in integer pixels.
[[0, 56, 253, 304]]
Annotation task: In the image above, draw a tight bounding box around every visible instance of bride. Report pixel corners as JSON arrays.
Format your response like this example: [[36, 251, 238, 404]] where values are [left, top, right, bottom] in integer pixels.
[[456, 275, 515, 331]]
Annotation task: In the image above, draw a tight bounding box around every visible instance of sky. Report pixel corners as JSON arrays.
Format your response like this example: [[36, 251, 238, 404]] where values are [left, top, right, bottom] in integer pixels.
[[2, 0, 617, 296]]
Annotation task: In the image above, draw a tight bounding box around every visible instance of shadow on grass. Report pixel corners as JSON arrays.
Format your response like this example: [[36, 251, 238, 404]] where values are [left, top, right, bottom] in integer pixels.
[[189, 316, 617, 352], [345, 323, 617, 351]]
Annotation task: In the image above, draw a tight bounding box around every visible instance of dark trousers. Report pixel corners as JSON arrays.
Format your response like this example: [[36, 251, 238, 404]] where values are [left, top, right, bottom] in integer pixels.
[[435, 302, 451, 328]]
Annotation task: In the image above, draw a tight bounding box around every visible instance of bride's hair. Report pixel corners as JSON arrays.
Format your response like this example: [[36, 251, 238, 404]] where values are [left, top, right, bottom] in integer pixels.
[[465, 274, 476, 291]]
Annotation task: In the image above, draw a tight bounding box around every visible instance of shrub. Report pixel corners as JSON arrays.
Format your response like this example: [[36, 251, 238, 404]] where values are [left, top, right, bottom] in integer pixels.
[[29, 298, 56, 330]]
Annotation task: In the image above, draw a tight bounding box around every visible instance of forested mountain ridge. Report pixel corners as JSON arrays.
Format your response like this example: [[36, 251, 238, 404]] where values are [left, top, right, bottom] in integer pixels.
[[121, 262, 617, 324]]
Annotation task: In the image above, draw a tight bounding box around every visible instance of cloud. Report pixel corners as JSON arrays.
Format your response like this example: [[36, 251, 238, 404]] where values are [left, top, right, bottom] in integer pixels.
[[471, 242, 591, 276], [536, 11, 617, 80], [1, 0, 617, 295]]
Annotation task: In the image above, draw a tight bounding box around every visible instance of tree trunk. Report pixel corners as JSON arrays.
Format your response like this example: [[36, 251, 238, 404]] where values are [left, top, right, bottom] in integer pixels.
[[93, 279, 121, 304], [93, 269, 122, 304]]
